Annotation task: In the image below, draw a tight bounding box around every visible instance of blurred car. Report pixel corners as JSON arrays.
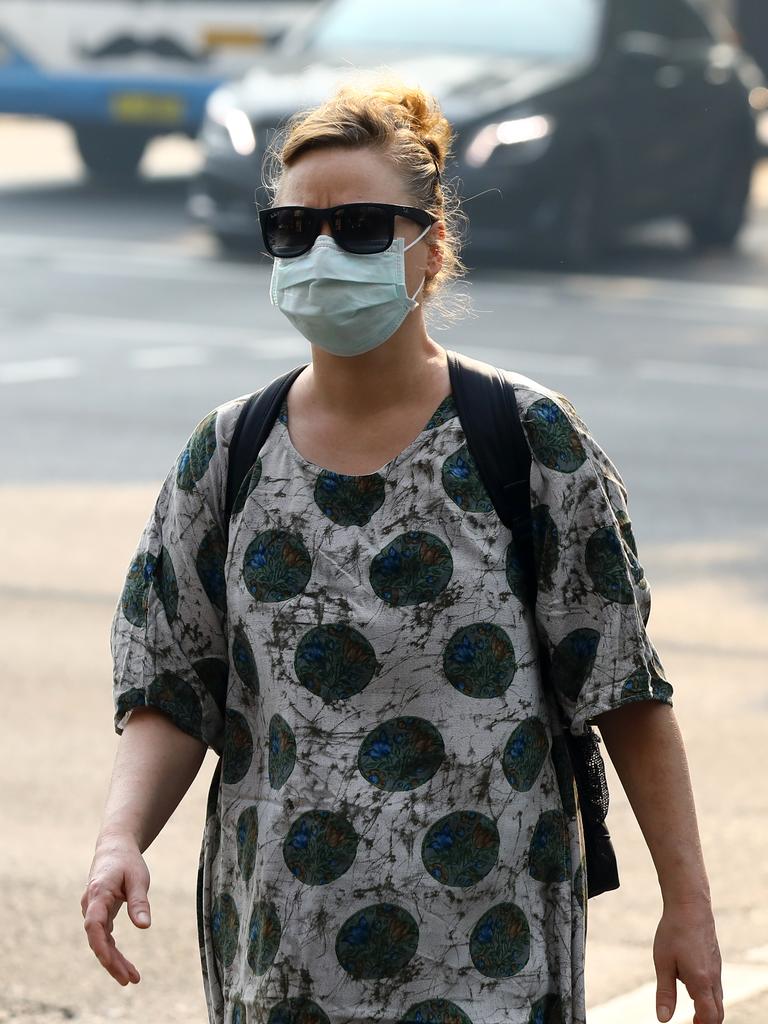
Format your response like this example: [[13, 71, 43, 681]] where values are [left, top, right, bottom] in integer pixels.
[[0, 0, 321, 181], [188, 0, 765, 266]]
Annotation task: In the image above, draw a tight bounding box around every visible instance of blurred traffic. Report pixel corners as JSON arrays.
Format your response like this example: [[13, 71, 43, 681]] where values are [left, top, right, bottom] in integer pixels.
[[1, 0, 766, 266]]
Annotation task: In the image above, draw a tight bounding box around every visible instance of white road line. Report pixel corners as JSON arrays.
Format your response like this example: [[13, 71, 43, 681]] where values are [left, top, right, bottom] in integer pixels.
[[130, 346, 209, 369], [636, 359, 768, 391], [47, 313, 306, 356], [587, 960, 768, 1022], [0, 357, 79, 383], [472, 344, 599, 377]]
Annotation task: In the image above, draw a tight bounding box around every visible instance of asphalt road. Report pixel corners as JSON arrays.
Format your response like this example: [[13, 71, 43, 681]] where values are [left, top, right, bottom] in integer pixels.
[[1, 119, 767, 1024]]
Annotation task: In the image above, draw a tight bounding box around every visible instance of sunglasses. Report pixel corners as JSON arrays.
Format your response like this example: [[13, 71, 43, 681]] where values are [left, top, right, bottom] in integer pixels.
[[258, 202, 436, 258]]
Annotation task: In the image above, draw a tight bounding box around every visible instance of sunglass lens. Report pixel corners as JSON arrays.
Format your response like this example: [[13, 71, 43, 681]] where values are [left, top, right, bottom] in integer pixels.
[[266, 208, 314, 257], [339, 205, 391, 254]]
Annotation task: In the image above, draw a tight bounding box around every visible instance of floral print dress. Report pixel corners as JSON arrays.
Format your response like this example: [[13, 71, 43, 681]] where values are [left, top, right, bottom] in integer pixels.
[[110, 359, 673, 1024]]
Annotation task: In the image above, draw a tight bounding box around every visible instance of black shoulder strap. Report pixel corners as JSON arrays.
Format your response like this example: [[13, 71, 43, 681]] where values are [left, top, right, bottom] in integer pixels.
[[225, 352, 537, 612], [224, 362, 309, 534], [445, 348, 537, 611]]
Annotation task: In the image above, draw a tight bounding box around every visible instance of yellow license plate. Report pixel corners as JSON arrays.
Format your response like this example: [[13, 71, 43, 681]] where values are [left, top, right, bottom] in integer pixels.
[[203, 27, 267, 48], [109, 92, 186, 125]]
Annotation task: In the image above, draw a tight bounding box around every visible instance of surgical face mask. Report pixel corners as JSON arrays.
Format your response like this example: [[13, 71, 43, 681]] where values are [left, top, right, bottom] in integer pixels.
[[269, 223, 432, 357]]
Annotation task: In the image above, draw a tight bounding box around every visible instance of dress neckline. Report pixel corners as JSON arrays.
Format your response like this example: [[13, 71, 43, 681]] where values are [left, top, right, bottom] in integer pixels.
[[277, 393, 456, 479]]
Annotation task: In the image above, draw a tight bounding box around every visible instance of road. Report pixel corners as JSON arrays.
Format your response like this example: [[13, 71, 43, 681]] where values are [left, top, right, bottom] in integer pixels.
[[1, 117, 767, 1024]]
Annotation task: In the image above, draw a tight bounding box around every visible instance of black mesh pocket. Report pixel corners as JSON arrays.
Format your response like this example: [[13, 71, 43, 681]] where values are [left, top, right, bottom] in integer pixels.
[[565, 727, 609, 823]]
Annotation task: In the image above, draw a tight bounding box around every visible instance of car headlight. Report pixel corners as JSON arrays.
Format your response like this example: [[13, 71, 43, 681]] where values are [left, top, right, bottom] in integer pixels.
[[202, 87, 257, 156], [465, 115, 556, 168]]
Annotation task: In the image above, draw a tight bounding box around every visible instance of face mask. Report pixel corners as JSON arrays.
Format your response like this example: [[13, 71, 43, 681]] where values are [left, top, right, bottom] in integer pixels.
[[269, 223, 432, 357]]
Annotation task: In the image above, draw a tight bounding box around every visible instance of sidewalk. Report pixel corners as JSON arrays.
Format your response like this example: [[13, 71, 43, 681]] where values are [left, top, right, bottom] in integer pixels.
[[1, 483, 766, 1021]]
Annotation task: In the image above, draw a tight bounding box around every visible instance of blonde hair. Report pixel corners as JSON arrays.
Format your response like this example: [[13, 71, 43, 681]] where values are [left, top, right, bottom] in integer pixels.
[[262, 72, 472, 327]]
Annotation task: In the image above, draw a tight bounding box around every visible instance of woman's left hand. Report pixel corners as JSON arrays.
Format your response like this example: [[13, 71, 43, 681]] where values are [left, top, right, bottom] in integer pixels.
[[653, 898, 724, 1024]]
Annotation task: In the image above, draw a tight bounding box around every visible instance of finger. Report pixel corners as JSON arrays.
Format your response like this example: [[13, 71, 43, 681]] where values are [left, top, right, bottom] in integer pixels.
[[689, 982, 719, 1024], [125, 874, 152, 928], [83, 896, 140, 985], [655, 969, 677, 1022]]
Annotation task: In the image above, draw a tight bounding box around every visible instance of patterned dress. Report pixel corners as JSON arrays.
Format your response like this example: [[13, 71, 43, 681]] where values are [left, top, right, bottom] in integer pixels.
[[110, 360, 674, 1024]]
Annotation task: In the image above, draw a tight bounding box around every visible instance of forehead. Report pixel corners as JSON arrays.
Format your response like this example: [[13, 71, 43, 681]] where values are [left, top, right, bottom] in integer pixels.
[[276, 146, 412, 207]]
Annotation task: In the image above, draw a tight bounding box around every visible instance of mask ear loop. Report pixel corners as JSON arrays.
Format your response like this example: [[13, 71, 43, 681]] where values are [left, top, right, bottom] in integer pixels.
[[403, 221, 434, 303]]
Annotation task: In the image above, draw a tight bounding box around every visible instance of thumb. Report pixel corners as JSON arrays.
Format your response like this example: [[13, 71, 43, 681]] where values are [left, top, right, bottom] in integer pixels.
[[126, 877, 151, 928], [656, 971, 677, 1022]]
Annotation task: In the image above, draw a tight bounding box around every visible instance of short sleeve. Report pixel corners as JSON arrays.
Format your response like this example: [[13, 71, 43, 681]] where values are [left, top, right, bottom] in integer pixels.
[[518, 384, 674, 736], [110, 397, 248, 755]]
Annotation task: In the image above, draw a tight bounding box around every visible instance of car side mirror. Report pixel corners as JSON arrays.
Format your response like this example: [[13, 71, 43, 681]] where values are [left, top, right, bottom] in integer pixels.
[[616, 30, 671, 62]]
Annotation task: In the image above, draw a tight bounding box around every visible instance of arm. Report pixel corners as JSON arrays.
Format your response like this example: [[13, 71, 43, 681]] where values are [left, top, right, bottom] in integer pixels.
[[82, 707, 207, 986], [592, 700, 724, 1024], [97, 705, 207, 851]]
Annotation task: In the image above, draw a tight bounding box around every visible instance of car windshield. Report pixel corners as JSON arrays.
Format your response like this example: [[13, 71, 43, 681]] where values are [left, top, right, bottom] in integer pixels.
[[299, 0, 602, 60]]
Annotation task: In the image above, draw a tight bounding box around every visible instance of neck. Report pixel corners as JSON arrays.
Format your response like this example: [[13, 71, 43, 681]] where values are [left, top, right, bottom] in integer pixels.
[[304, 321, 449, 418]]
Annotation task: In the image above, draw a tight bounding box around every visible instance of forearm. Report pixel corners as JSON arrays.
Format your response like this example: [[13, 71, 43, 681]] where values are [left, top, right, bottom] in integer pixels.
[[97, 706, 208, 854], [591, 701, 711, 906]]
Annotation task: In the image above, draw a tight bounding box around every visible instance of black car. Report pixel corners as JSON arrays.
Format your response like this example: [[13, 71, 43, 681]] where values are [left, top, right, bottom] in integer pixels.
[[188, 0, 764, 266]]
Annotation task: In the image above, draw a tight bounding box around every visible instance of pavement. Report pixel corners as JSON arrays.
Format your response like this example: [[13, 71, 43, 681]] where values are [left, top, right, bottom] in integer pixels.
[[1, 117, 767, 1024]]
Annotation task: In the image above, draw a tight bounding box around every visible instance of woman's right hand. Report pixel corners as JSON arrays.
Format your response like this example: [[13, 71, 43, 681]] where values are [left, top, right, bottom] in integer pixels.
[[81, 834, 151, 985]]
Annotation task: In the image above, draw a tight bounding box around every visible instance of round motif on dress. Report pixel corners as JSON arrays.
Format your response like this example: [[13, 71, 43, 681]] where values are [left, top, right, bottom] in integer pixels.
[[369, 531, 453, 607], [177, 409, 218, 491], [243, 529, 312, 602], [147, 671, 203, 740], [236, 805, 259, 882], [192, 657, 228, 714], [522, 397, 586, 473], [399, 998, 474, 1024], [621, 668, 652, 703], [335, 903, 419, 979], [529, 992, 565, 1024], [196, 526, 228, 613], [232, 623, 259, 694], [550, 628, 601, 702], [313, 471, 385, 526], [469, 902, 531, 978], [532, 505, 559, 590], [550, 734, 577, 819], [294, 624, 379, 703], [421, 810, 500, 887], [441, 444, 494, 513], [505, 539, 528, 606], [283, 810, 359, 885], [502, 717, 549, 791], [425, 394, 458, 429], [358, 717, 445, 792], [443, 623, 517, 699], [231, 997, 247, 1024], [267, 997, 331, 1024], [211, 890, 239, 968], [585, 525, 634, 604], [269, 714, 296, 789], [528, 809, 571, 883], [120, 551, 156, 626], [651, 672, 674, 703], [232, 457, 262, 517], [247, 899, 282, 975], [115, 686, 145, 724], [223, 708, 254, 785], [154, 545, 178, 623]]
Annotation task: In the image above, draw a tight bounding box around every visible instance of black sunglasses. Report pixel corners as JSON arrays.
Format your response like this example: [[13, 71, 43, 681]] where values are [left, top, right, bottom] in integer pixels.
[[257, 202, 436, 258]]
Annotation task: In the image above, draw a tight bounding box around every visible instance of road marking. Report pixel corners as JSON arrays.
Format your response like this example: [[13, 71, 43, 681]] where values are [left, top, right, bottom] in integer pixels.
[[637, 359, 768, 391], [587, 959, 768, 1022], [130, 345, 208, 369], [473, 344, 599, 377], [0, 357, 79, 383]]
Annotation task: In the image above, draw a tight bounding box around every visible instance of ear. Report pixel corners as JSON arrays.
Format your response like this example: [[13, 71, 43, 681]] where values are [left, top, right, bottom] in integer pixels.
[[426, 220, 446, 280]]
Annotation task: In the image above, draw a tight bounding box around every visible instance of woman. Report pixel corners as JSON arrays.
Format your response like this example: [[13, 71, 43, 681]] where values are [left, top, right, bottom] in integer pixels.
[[82, 78, 724, 1024]]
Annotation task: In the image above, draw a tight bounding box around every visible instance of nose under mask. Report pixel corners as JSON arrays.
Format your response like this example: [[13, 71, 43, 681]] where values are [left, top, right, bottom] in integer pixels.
[[269, 223, 431, 357]]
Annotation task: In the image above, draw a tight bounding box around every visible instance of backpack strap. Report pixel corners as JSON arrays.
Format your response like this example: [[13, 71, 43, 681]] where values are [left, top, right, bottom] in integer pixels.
[[445, 348, 537, 611], [224, 362, 310, 535]]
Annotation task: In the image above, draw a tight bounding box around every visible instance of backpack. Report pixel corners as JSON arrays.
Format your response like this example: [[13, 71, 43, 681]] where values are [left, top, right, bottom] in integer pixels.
[[223, 346, 620, 901]]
